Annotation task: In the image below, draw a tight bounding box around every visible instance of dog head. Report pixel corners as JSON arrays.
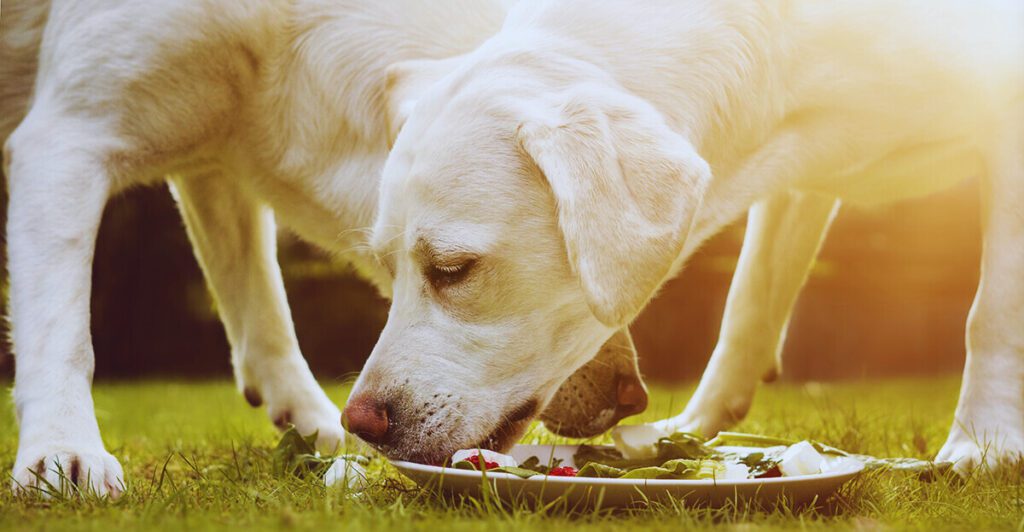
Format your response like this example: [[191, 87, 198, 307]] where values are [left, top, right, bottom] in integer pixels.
[[343, 52, 708, 463]]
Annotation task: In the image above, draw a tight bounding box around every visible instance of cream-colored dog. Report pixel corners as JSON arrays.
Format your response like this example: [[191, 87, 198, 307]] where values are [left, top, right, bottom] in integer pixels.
[[2, 0, 1020, 496], [350, 0, 1023, 474], [1, 0, 647, 496]]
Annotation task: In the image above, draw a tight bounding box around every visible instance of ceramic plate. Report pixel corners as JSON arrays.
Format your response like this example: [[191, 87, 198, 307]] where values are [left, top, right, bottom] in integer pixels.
[[391, 444, 865, 507]]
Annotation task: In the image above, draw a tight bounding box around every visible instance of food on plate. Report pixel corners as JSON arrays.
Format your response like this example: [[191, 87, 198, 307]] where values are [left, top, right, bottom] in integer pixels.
[[610, 423, 670, 459], [777, 440, 827, 476], [444, 430, 949, 482], [448, 432, 848, 481], [547, 466, 578, 477], [450, 449, 577, 478], [451, 448, 518, 469]]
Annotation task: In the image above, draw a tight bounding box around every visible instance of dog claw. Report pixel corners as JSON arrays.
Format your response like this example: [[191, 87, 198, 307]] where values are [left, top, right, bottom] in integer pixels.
[[243, 387, 263, 407], [273, 410, 293, 429]]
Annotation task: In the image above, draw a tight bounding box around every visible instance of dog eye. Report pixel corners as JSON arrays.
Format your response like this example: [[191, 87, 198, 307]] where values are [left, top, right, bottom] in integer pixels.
[[426, 259, 476, 288]]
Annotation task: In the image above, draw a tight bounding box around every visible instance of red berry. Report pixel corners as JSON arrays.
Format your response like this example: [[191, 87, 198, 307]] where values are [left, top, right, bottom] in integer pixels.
[[548, 466, 577, 477], [467, 454, 499, 470]]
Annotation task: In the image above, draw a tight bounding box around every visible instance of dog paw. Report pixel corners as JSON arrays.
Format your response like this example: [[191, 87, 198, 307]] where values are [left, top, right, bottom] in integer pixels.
[[661, 387, 755, 438], [239, 356, 345, 452], [936, 426, 1024, 476], [269, 395, 345, 453], [11, 446, 124, 498]]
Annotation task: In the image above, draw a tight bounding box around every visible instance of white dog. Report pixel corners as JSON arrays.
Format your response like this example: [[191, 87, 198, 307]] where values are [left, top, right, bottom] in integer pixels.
[[1, 0, 649, 496], [1, 0, 1020, 496], [347, 0, 1023, 473]]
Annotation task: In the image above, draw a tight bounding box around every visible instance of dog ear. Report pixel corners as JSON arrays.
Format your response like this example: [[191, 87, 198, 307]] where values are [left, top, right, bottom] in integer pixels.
[[517, 86, 710, 326], [541, 327, 648, 438], [384, 56, 462, 146]]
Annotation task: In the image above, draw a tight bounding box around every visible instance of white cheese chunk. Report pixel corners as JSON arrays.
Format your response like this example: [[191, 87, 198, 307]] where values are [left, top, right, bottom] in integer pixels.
[[777, 440, 825, 477], [450, 449, 518, 468], [611, 423, 671, 460], [723, 461, 751, 480]]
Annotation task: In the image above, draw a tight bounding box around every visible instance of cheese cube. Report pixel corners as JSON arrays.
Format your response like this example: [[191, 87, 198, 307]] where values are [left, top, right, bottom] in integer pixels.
[[777, 441, 825, 477]]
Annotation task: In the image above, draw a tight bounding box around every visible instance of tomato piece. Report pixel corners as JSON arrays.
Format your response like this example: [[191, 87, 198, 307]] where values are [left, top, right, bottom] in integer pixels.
[[548, 466, 578, 477]]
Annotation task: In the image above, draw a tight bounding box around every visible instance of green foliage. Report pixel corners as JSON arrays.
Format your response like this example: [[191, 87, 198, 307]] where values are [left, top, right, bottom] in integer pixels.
[[574, 432, 715, 474], [272, 426, 324, 478]]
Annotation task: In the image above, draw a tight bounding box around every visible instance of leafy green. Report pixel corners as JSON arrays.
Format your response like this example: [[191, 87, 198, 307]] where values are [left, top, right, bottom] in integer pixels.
[[577, 459, 728, 480], [519, 455, 564, 475], [272, 426, 368, 479], [576, 462, 625, 478], [491, 467, 542, 479], [574, 432, 714, 472], [452, 460, 548, 479], [451, 432, 952, 482], [573, 433, 725, 480], [738, 451, 779, 477], [656, 432, 716, 460], [452, 460, 477, 471], [574, 445, 637, 469]]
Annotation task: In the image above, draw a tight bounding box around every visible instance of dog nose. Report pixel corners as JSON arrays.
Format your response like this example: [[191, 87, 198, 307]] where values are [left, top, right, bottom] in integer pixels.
[[342, 395, 390, 445]]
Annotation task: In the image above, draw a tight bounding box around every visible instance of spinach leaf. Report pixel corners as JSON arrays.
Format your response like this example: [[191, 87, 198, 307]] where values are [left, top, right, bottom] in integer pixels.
[[519, 455, 564, 475], [273, 426, 366, 479], [491, 466, 542, 479], [656, 432, 716, 460], [576, 462, 626, 478]]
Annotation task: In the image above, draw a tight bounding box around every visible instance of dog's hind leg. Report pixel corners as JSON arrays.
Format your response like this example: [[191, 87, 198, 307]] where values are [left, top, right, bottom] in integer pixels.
[[5, 110, 124, 497], [654, 191, 839, 437], [937, 114, 1024, 475], [171, 174, 345, 452]]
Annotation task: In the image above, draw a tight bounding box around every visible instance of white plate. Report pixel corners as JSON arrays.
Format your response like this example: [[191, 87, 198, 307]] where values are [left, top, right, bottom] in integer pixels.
[[391, 444, 865, 507]]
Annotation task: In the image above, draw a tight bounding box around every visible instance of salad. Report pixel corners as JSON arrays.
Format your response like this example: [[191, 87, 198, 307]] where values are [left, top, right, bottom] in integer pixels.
[[450, 432, 862, 480]]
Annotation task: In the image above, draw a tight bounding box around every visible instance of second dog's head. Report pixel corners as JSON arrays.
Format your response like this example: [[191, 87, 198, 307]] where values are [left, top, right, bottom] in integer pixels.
[[344, 47, 708, 464]]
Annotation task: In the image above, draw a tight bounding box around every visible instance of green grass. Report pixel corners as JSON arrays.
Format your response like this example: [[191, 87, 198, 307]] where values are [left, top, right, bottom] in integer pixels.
[[0, 377, 1021, 531]]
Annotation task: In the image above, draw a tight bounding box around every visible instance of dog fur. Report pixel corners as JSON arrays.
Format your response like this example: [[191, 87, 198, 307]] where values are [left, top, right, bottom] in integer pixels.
[[357, 0, 1023, 473], [2, 0, 1021, 494]]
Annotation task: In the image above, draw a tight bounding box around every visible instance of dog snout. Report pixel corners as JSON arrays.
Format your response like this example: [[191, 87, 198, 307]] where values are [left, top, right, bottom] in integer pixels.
[[341, 394, 391, 445]]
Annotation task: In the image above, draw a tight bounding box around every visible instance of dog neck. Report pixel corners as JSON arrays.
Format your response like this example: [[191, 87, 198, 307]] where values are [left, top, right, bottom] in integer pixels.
[[482, 2, 795, 262]]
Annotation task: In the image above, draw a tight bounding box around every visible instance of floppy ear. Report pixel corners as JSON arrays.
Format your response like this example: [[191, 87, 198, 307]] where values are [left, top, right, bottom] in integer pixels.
[[384, 56, 463, 146], [541, 327, 648, 438], [517, 86, 711, 326]]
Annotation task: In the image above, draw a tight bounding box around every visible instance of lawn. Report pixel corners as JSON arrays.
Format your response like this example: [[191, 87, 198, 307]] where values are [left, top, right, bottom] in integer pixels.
[[0, 377, 1021, 531]]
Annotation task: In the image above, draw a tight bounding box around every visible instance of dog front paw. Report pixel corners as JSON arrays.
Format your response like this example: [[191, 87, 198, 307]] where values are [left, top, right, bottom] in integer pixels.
[[936, 426, 1024, 476], [11, 445, 124, 498], [661, 385, 756, 439], [268, 394, 346, 453], [239, 355, 345, 452]]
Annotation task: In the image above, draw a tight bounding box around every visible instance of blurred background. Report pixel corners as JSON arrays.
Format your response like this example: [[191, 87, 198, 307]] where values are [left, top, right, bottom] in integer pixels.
[[0, 173, 979, 384]]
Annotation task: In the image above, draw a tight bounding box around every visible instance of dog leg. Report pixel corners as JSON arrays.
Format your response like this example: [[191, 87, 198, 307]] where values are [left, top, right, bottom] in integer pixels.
[[656, 191, 839, 437], [171, 174, 344, 452], [5, 114, 124, 497], [936, 117, 1024, 474]]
